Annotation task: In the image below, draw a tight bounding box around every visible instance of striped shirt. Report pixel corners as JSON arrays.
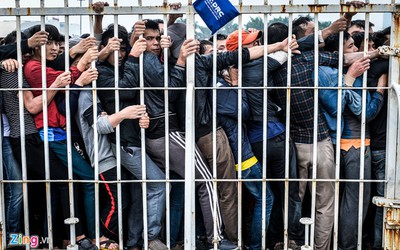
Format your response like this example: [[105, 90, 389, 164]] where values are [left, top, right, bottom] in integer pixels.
[[0, 70, 37, 138]]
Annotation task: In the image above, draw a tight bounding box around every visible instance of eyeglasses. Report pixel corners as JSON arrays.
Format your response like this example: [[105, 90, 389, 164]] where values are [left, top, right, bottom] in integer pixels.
[[144, 36, 161, 42]]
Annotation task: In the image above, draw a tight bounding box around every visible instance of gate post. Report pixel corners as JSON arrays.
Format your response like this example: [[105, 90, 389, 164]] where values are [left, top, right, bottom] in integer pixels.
[[373, 5, 400, 249]]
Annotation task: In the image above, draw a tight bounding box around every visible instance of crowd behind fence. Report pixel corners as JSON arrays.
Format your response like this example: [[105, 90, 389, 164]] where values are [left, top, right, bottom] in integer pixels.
[[0, 1, 399, 250]]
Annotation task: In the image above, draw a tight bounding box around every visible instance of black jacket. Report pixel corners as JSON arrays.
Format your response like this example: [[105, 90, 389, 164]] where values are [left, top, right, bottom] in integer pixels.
[[97, 56, 141, 147], [176, 48, 252, 139], [241, 54, 286, 122], [0, 40, 31, 60], [142, 52, 186, 138]]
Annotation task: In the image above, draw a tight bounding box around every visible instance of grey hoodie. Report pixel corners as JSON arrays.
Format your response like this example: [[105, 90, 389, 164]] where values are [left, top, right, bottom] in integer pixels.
[[75, 88, 116, 174]]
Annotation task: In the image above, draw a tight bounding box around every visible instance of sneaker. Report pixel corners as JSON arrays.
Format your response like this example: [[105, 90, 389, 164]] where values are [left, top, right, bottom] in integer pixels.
[[148, 239, 168, 250], [208, 239, 238, 250], [196, 236, 208, 250], [274, 242, 284, 250], [76, 237, 98, 250], [288, 240, 300, 250], [171, 243, 184, 250], [274, 241, 300, 250]]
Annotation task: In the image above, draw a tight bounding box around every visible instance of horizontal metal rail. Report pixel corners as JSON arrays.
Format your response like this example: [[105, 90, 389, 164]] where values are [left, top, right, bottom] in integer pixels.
[[0, 4, 398, 16]]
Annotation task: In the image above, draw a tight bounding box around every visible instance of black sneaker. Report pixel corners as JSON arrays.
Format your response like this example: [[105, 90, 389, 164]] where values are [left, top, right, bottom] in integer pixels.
[[196, 236, 208, 250]]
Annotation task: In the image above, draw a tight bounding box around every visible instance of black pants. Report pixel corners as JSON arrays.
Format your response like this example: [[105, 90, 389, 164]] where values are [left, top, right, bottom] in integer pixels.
[[99, 167, 128, 240]]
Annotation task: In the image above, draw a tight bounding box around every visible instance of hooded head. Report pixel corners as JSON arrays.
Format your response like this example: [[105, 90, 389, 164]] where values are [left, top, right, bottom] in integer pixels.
[[168, 22, 186, 64]]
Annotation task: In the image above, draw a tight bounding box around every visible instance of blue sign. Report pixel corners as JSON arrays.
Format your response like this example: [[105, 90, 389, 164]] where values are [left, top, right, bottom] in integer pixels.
[[193, 0, 239, 34]]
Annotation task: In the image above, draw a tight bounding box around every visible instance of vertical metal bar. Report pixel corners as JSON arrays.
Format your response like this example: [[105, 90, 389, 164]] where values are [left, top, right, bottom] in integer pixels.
[[15, 1, 30, 248], [334, 3, 345, 248], [285, 8, 293, 250], [184, 2, 196, 248], [357, 9, 370, 250], [262, 5, 270, 250], [310, 10, 319, 249], [212, 27, 218, 250], [40, 0, 53, 247], [385, 4, 398, 203], [111, 0, 123, 248], [88, 2, 101, 248], [63, 0, 77, 246], [0, 85, 5, 250], [162, 2, 171, 248], [384, 9, 400, 249], [137, 0, 149, 248], [237, 10, 243, 250]]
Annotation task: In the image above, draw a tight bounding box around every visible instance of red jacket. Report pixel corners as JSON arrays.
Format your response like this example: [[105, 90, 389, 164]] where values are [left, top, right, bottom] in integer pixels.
[[24, 59, 82, 129]]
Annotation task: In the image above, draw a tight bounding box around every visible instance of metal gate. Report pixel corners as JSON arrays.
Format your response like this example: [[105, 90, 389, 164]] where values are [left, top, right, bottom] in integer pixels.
[[0, 0, 399, 249]]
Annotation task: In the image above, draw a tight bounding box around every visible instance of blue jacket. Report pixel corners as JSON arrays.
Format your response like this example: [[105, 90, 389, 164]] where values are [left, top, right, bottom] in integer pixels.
[[216, 79, 254, 163], [316, 66, 384, 143]]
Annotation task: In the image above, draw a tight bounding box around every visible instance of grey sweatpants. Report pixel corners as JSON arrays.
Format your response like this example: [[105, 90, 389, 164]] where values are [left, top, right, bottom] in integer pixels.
[[146, 131, 222, 243]]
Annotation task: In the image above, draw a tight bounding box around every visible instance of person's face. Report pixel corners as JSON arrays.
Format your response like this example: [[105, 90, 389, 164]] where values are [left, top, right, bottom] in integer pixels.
[[216, 39, 226, 51], [359, 40, 375, 52], [303, 21, 315, 37], [144, 29, 161, 55], [22, 53, 32, 64], [106, 41, 127, 66], [58, 41, 65, 55], [369, 27, 374, 35], [45, 40, 60, 61], [348, 25, 364, 36], [343, 37, 358, 54], [243, 38, 260, 49]]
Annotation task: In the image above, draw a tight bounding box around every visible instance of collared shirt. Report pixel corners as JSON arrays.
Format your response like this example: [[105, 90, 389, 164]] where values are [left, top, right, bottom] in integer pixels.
[[272, 50, 339, 144]]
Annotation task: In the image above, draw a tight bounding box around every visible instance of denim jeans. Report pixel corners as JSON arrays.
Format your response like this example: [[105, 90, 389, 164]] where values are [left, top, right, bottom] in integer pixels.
[[49, 140, 96, 238], [169, 172, 184, 247], [252, 135, 303, 246], [112, 144, 166, 245], [3, 136, 23, 234], [242, 161, 274, 250], [127, 180, 144, 248], [371, 149, 385, 248]]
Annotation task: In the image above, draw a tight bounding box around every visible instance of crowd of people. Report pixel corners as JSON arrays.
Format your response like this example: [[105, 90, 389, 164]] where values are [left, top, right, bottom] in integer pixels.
[[0, 1, 395, 250]]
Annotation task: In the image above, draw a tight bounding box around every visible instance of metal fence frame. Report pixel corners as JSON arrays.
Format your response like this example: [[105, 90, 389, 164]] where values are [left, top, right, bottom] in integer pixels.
[[0, 1, 399, 249]]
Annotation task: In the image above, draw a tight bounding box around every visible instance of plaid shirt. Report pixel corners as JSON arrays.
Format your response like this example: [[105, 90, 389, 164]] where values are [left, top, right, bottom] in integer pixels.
[[272, 50, 339, 144]]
